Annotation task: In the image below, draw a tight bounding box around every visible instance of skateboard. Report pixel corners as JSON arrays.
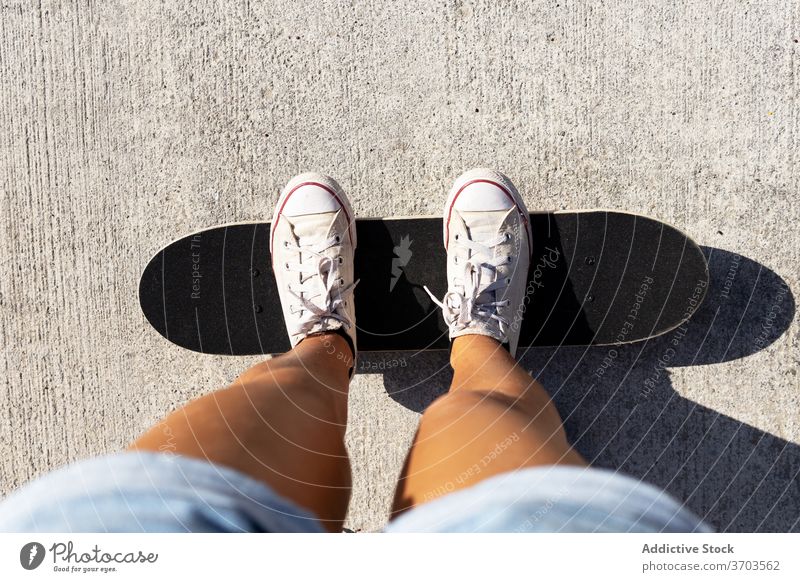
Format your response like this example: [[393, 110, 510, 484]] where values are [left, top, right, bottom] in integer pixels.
[[139, 211, 709, 355]]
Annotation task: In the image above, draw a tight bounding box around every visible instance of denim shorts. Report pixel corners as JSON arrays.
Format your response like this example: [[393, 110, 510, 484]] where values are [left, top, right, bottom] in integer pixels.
[[0, 452, 710, 533]]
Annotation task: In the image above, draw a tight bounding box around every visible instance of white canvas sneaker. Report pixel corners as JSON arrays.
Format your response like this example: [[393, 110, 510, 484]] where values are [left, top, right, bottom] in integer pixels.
[[426, 168, 532, 356], [270, 173, 358, 357]]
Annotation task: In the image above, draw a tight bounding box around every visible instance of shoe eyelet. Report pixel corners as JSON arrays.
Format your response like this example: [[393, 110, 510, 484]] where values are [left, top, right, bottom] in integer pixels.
[[283, 240, 289, 248], [505, 278, 511, 284], [339, 278, 344, 285], [337, 256, 343, 264], [504, 232, 511, 242], [335, 235, 341, 243], [453, 256, 459, 264], [454, 234, 460, 241], [284, 262, 290, 270], [507, 255, 512, 263]]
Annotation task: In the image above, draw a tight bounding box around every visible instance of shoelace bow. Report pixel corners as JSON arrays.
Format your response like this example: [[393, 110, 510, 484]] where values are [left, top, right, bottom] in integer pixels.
[[283, 234, 358, 337], [424, 232, 512, 334]]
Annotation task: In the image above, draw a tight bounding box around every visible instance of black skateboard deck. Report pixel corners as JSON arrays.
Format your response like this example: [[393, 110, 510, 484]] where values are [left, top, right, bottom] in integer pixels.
[[139, 211, 708, 355]]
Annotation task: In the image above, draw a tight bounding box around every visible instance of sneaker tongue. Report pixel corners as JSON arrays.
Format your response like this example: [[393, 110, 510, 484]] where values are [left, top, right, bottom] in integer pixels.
[[284, 210, 342, 324], [458, 207, 510, 280], [455, 208, 516, 312], [287, 210, 341, 245], [459, 209, 512, 245]]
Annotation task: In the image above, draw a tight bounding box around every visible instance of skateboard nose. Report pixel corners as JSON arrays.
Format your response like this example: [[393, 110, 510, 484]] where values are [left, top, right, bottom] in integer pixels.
[[281, 183, 342, 217]]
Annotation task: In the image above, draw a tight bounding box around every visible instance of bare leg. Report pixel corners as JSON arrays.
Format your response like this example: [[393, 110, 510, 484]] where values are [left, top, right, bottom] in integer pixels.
[[131, 332, 352, 532], [392, 334, 585, 514]]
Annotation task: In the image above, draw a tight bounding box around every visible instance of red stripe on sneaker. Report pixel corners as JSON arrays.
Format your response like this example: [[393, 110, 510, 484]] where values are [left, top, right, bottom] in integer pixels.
[[271, 181, 355, 265], [445, 179, 531, 251]]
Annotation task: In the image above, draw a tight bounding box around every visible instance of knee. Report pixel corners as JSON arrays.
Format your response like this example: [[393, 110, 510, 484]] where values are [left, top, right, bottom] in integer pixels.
[[234, 360, 289, 385], [421, 390, 513, 422], [421, 387, 556, 425]]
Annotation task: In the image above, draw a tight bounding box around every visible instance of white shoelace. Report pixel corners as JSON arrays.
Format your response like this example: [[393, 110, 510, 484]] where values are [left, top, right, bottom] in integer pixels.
[[425, 232, 512, 335], [283, 234, 357, 338]]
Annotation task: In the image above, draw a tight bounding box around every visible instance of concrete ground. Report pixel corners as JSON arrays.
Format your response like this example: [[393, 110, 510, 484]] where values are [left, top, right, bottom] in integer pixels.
[[1, 0, 798, 531]]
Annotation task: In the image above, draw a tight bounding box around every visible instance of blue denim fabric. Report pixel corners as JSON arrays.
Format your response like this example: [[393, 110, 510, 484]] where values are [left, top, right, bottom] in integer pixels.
[[0, 453, 710, 533]]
